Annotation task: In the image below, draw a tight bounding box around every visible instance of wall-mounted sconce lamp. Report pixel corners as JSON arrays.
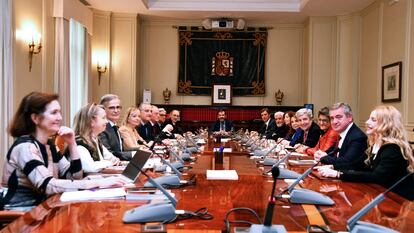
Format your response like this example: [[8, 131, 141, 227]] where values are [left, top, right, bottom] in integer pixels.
[[28, 37, 42, 72], [93, 51, 109, 85], [16, 22, 42, 72], [97, 62, 107, 85]]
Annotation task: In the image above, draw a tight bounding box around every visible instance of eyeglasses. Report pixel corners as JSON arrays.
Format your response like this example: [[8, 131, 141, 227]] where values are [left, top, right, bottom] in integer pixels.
[[318, 118, 330, 123], [159, 114, 166, 117], [107, 106, 122, 111]]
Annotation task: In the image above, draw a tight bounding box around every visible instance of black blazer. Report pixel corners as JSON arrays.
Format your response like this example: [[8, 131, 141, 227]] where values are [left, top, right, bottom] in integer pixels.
[[161, 118, 183, 136], [272, 124, 289, 140], [297, 121, 321, 148], [210, 119, 233, 132], [341, 143, 414, 200], [259, 118, 276, 139], [321, 123, 367, 170], [137, 122, 154, 142], [99, 123, 132, 161]]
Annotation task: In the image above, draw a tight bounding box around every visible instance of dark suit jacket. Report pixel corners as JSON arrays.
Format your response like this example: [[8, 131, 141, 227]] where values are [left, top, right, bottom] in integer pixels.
[[259, 118, 276, 139], [210, 119, 233, 132], [272, 124, 288, 140], [98, 123, 132, 161], [137, 122, 154, 142], [341, 143, 414, 200], [321, 123, 367, 170], [297, 121, 321, 148], [161, 118, 183, 136], [151, 122, 161, 139]]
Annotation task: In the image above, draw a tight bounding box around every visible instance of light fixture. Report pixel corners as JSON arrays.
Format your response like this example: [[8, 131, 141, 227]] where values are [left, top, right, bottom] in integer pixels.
[[16, 22, 42, 72], [97, 62, 107, 85], [28, 38, 42, 72], [93, 51, 109, 85]]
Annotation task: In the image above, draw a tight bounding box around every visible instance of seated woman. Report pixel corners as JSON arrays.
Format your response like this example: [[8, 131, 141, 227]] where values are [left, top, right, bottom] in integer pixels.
[[280, 115, 302, 147], [318, 105, 414, 200], [283, 111, 295, 139], [73, 103, 121, 173], [1, 92, 126, 209], [119, 107, 147, 150], [297, 107, 339, 156]]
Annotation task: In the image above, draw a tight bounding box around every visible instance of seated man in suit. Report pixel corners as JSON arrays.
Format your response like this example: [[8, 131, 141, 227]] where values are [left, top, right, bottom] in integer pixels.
[[314, 102, 367, 170], [210, 109, 233, 137], [98, 94, 133, 161], [150, 105, 161, 138], [158, 108, 167, 125], [294, 108, 321, 149], [272, 111, 288, 140], [259, 108, 276, 139], [161, 109, 184, 139], [137, 103, 154, 142]]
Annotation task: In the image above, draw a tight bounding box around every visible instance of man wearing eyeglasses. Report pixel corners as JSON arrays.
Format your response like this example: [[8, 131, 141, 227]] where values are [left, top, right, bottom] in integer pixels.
[[161, 109, 184, 139], [158, 108, 167, 124], [150, 105, 161, 138], [99, 94, 133, 161], [138, 103, 154, 142]]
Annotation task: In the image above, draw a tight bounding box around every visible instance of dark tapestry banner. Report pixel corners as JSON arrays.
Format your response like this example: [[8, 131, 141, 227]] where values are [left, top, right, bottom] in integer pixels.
[[177, 27, 267, 96]]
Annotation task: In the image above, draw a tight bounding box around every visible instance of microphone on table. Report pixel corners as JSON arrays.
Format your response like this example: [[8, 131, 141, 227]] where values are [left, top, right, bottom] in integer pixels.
[[277, 162, 334, 205], [153, 141, 186, 173], [123, 158, 177, 223], [249, 166, 287, 233], [346, 172, 413, 233], [263, 150, 301, 179]]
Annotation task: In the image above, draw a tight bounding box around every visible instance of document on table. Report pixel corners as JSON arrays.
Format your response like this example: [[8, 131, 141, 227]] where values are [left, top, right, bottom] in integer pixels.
[[213, 148, 232, 153], [288, 159, 317, 165], [206, 170, 239, 180], [60, 188, 126, 202]]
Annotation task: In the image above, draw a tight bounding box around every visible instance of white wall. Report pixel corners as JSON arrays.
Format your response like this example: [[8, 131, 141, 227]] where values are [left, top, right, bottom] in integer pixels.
[[91, 11, 139, 118], [359, 0, 414, 140]]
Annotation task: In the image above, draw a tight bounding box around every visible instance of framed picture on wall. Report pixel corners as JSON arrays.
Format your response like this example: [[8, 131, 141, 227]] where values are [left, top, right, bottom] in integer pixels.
[[382, 61, 402, 102], [212, 84, 232, 105]]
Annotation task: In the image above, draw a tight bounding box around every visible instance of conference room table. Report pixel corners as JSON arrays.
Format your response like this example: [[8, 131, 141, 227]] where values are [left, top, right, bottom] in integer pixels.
[[1, 139, 413, 233]]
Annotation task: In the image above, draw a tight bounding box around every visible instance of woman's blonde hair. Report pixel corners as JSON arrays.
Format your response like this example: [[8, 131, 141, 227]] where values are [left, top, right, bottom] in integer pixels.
[[366, 105, 414, 172], [121, 107, 140, 127], [73, 103, 105, 149]]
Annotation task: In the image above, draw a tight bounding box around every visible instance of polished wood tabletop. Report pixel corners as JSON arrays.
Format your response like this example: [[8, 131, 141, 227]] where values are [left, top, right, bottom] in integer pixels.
[[1, 139, 413, 233]]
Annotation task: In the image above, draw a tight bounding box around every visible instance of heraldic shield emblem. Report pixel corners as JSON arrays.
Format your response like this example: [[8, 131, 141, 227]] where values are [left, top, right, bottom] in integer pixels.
[[211, 51, 234, 76]]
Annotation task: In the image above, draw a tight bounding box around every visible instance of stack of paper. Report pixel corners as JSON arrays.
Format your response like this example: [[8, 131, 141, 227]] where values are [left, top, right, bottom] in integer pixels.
[[60, 188, 126, 202], [288, 159, 317, 165], [206, 170, 239, 180]]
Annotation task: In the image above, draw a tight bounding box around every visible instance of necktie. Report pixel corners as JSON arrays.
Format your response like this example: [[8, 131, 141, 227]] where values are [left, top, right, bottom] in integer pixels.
[[303, 131, 308, 143], [220, 122, 224, 131], [112, 125, 123, 150], [335, 136, 341, 157]]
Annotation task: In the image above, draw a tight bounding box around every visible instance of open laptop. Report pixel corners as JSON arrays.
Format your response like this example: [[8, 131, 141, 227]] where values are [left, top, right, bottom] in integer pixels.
[[120, 149, 153, 183], [87, 149, 152, 183]]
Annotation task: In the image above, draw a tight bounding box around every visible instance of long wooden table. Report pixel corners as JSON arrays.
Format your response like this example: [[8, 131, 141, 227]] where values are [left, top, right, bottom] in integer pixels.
[[1, 140, 413, 232]]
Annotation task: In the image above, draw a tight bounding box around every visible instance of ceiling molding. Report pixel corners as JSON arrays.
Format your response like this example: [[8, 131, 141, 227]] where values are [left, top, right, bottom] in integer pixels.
[[142, 0, 307, 12]]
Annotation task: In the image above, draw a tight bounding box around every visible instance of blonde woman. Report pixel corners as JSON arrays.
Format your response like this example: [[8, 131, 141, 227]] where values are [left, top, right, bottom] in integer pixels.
[[119, 107, 147, 150], [73, 103, 121, 173], [319, 105, 414, 200]]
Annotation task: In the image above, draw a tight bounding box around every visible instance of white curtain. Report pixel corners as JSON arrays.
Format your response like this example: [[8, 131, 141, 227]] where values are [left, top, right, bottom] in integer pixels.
[[54, 17, 71, 126], [0, 0, 13, 165], [54, 18, 90, 127], [69, 19, 88, 127]]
